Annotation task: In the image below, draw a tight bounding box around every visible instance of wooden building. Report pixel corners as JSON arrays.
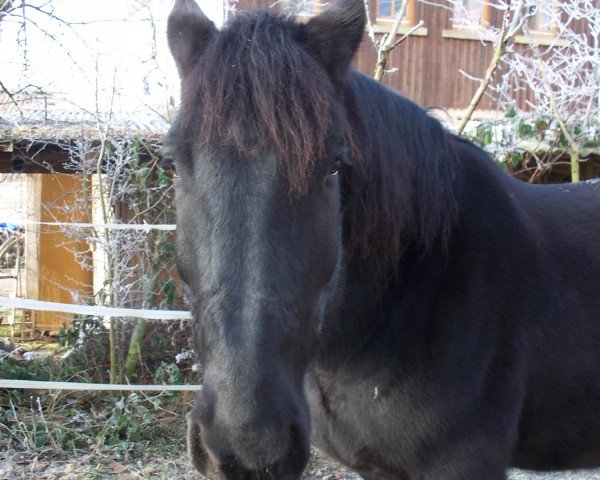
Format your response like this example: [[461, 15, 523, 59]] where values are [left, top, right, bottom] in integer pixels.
[[0, 0, 594, 333], [235, 0, 586, 114], [23, 174, 93, 332], [0, 105, 168, 333]]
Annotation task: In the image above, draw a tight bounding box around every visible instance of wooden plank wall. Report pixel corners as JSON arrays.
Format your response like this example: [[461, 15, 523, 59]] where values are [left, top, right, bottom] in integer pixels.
[[351, 2, 493, 110], [231, 0, 585, 113], [28, 174, 94, 332]]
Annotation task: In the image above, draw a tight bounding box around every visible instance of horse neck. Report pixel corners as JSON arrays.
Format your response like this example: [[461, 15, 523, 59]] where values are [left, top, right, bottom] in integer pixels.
[[315, 240, 450, 372], [313, 73, 469, 370], [341, 72, 459, 278]]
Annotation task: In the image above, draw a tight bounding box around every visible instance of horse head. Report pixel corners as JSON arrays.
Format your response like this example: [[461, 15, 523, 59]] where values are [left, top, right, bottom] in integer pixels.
[[165, 0, 365, 477]]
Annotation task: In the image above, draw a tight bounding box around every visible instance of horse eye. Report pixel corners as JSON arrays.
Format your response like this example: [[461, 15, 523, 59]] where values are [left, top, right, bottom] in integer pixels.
[[159, 147, 175, 169], [328, 161, 342, 177], [158, 152, 179, 182]]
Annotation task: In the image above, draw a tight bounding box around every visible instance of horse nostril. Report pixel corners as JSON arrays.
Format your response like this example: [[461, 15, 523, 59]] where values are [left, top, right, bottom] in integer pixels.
[[289, 423, 303, 452], [186, 412, 222, 478], [283, 422, 311, 475]]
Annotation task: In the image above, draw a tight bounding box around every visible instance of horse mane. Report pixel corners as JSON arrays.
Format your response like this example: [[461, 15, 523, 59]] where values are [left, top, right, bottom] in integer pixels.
[[179, 9, 343, 194], [342, 72, 458, 264], [178, 9, 458, 265]]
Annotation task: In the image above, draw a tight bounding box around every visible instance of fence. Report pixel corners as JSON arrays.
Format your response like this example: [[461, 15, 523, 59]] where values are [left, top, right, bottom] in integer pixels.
[[0, 220, 200, 393]]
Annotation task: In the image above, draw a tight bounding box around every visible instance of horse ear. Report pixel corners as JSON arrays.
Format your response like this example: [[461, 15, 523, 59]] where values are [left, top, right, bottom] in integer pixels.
[[167, 0, 217, 78], [300, 0, 366, 83]]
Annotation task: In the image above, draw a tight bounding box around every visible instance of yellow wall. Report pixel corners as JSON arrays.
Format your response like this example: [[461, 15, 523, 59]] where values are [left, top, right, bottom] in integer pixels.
[[34, 174, 93, 332]]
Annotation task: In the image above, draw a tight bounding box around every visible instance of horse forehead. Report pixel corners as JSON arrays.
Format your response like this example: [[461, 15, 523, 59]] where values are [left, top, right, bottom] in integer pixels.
[[193, 147, 281, 203]]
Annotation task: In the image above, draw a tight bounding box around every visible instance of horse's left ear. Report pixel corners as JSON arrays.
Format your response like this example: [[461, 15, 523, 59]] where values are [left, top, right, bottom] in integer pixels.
[[298, 0, 366, 83], [167, 0, 217, 79]]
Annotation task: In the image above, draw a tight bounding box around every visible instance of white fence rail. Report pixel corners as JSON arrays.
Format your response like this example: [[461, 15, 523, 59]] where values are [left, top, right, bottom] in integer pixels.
[[0, 297, 197, 392], [0, 379, 202, 391], [0, 296, 192, 320], [2, 220, 177, 231], [0, 221, 196, 392]]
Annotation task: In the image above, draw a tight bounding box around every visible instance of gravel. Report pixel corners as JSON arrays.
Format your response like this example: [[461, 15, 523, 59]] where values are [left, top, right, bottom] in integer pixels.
[[2, 448, 600, 479], [303, 452, 600, 480], [508, 470, 600, 480]]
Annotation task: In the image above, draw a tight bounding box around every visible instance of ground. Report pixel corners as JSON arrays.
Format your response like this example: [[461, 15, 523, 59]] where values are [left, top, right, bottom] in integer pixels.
[[2, 447, 600, 479], [0, 447, 360, 480], [2, 337, 600, 480]]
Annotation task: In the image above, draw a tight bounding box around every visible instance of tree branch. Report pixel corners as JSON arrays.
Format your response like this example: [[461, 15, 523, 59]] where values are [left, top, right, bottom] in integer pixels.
[[0, 79, 24, 117], [535, 57, 581, 182], [373, 0, 412, 82], [456, 0, 527, 135]]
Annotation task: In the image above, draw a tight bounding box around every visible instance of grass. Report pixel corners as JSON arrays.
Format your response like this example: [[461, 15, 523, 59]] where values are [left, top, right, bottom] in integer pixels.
[[1, 388, 194, 452], [1, 320, 199, 479], [1, 385, 197, 479]]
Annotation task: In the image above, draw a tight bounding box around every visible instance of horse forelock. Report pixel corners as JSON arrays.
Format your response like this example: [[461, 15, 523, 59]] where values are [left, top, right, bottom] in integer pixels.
[[179, 10, 344, 194], [175, 8, 458, 266]]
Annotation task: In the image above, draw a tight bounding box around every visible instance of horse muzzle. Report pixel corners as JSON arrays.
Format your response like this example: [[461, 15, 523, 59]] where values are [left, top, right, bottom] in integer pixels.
[[186, 386, 311, 479]]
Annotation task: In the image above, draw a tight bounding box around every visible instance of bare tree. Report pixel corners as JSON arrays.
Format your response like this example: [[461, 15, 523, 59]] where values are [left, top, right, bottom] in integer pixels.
[[364, 0, 425, 81], [443, 0, 599, 183], [0, 0, 15, 21], [493, 0, 600, 182], [1, 1, 179, 382], [453, 0, 528, 135]]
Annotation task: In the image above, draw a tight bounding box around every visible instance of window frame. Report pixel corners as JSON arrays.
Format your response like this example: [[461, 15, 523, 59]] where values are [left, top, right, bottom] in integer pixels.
[[287, 0, 325, 18], [442, 0, 494, 42], [525, 0, 559, 36], [371, 0, 428, 36], [375, 0, 415, 25], [515, 0, 565, 46], [450, 0, 492, 30]]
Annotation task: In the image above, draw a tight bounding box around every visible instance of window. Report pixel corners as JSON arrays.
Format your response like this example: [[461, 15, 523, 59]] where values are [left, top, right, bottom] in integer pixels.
[[443, 0, 493, 41], [290, 0, 427, 36], [526, 0, 558, 35], [451, 0, 490, 29], [292, 0, 326, 16], [514, 0, 564, 46], [371, 0, 427, 36], [376, 0, 416, 25]]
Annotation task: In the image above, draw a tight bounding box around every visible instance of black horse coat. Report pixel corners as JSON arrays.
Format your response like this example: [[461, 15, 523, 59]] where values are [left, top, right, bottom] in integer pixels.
[[166, 0, 600, 478]]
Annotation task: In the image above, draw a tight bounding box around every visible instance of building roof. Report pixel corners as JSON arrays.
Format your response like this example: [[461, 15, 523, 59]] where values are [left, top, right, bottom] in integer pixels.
[[0, 92, 169, 174], [0, 92, 171, 143]]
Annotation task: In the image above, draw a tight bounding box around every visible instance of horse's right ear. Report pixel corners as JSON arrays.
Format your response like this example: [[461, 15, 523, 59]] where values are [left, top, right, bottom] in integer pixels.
[[298, 0, 366, 84], [167, 0, 217, 78]]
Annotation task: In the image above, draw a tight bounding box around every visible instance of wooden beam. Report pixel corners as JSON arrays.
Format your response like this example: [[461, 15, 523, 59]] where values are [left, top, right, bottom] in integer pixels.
[[0, 142, 158, 174], [0, 149, 72, 174]]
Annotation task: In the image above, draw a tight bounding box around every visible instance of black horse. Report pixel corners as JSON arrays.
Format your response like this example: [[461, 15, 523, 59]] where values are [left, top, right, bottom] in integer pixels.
[[164, 0, 600, 478]]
